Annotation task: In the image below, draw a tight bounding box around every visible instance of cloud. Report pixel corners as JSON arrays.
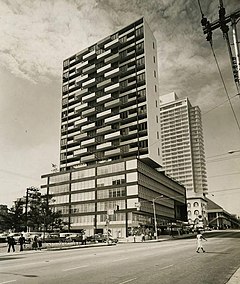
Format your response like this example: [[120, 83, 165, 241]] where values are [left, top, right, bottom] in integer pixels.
[[0, 0, 238, 111]]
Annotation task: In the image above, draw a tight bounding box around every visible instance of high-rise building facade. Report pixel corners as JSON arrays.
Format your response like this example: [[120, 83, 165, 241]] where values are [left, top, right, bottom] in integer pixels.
[[159, 92, 208, 227], [60, 17, 161, 171], [41, 19, 187, 238]]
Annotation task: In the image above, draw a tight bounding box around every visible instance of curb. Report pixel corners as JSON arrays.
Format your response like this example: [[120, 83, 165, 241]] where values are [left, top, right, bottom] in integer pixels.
[[226, 267, 240, 284]]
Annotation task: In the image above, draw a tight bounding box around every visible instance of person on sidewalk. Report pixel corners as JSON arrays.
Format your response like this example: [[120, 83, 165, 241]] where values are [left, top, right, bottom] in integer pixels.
[[196, 230, 207, 253], [38, 237, 43, 250], [19, 234, 25, 252], [7, 236, 16, 253], [32, 236, 38, 250]]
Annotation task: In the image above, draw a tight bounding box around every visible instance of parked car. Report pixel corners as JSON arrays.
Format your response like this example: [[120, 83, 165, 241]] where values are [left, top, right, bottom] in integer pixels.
[[65, 233, 83, 242], [87, 233, 118, 244], [8, 233, 22, 243], [42, 233, 63, 243], [0, 233, 8, 243]]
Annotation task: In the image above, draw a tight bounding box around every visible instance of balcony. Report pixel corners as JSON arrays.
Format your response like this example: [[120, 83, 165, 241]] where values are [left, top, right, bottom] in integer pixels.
[[81, 154, 96, 162], [75, 74, 88, 84], [75, 117, 88, 126], [82, 78, 96, 88], [105, 98, 121, 108], [81, 138, 95, 146], [75, 103, 88, 112], [104, 68, 120, 78], [81, 122, 95, 131], [75, 88, 88, 99], [96, 142, 112, 150], [96, 109, 111, 119], [97, 78, 112, 89], [74, 132, 88, 141], [104, 131, 121, 140], [104, 82, 120, 93], [75, 61, 88, 71], [96, 125, 112, 134], [104, 114, 121, 124], [82, 107, 96, 117], [97, 63, 111, 74], [97, 49, 111, 60], [82, 92, 96, 102], [105, 148, 121, 157], [74, 148, 88, 156], [104, 53, 119, 64], [82, 64, 96, 74], [97, 94, 111, 103], [104, 38, 119, 49], [82, 50, 96, 61]]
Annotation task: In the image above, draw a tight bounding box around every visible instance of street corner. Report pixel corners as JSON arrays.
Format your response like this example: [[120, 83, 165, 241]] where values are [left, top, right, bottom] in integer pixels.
[[226, 267, 240, 284]]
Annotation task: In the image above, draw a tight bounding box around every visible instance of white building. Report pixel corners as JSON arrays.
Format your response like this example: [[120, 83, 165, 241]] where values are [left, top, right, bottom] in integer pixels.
[[159, 92, 208, 227]]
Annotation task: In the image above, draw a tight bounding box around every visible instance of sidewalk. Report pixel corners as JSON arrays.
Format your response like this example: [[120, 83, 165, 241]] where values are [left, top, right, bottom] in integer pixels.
[[226, 267, 240, 284], [0, 233, 196, 254]]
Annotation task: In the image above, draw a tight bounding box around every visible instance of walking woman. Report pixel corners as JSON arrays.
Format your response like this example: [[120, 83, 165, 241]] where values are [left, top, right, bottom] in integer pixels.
[[196, 230, 207, 253]]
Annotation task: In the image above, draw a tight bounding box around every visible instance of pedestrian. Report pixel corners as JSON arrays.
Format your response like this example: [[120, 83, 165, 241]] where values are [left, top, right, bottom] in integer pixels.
[[32, 236, 38, 250], [133, 234, 136, 243], [196, 230, 207, 253], [38, 237, 42, 250], [82, 233, 87, 245], [19, 234, 25, 252], [7, 236, 16, 253], [141, 233, 145, 242]]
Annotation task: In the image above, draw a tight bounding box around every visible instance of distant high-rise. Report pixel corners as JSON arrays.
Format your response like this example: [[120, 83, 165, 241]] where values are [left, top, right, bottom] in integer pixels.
[[160, 92, 208, 226]]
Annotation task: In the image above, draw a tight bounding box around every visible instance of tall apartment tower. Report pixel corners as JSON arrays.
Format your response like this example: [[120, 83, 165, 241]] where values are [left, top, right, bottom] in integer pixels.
[[60, 18, 161, 171], [160, 92, 208, 227], [41, 19, 187, 237]]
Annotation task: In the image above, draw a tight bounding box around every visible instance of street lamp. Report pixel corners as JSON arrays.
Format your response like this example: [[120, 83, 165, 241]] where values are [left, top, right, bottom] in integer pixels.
[[228, 149, 240, 154], [25, 187, 39, 232], [152, 195, 164, 240]]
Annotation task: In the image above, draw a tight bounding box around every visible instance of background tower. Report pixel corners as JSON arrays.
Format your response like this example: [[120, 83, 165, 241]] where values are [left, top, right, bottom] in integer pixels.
[[160, 92, 208, 227]]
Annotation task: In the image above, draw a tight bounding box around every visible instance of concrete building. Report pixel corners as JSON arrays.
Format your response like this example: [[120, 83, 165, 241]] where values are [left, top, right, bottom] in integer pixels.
[[41, 18, 187, 238], [42, 158, 187, 238], [206, 198, 240, 229], [60, 17, 161, 171], [159, 92, 208, 228]]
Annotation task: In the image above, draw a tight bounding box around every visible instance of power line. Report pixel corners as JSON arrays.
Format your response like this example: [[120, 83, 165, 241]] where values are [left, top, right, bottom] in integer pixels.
[[210, 43, 240, 133], [208, 172, 240, 178], [202, 94, 239, 116], [209, 187, 240, 194], [206, 155, 240, 163]]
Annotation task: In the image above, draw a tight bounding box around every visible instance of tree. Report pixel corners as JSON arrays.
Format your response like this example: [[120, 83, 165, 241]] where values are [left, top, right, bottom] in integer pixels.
[[0, 189, 66, 233], [26, 190, 65, 233], [0, 200, 25, 232]]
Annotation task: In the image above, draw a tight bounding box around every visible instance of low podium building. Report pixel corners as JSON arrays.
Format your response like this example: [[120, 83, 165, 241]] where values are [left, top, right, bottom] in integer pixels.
[[41, 158, 187, 238]]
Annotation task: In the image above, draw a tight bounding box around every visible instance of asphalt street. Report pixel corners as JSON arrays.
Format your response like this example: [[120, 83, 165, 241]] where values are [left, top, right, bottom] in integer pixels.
[[0, 230, 239, 284]]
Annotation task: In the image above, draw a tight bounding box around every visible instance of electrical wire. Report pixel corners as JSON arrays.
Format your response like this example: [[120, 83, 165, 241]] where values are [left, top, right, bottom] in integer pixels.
[[206, 155, 240, 163], [208, 172, 240, 178], [210, 43, 240, 132], [202, 94, 239, 116], [197, 0, 240, 132]]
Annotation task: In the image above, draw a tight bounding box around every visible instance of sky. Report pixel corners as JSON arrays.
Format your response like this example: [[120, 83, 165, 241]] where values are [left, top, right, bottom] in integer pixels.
[[0, 0, 240, 216]]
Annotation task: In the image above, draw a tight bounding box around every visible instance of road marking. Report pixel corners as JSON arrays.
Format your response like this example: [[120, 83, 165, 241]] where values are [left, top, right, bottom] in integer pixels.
[[159, 264, 174, 270], [0, 280, 17, 284], [63, 265, 88, 272], [118, 278, 137, 284], [113, 258, 129, 262]]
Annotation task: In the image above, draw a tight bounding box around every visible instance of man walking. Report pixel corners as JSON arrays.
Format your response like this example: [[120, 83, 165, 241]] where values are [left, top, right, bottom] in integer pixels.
[[196, 230, 207, 253], [7, 236, 16, 253], [19, 234, 25, 252]]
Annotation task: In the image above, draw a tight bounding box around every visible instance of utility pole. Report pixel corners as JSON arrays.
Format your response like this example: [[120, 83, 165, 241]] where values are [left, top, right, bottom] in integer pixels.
[[25, 187, 39, 232], [201, 2, 240, 87]]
